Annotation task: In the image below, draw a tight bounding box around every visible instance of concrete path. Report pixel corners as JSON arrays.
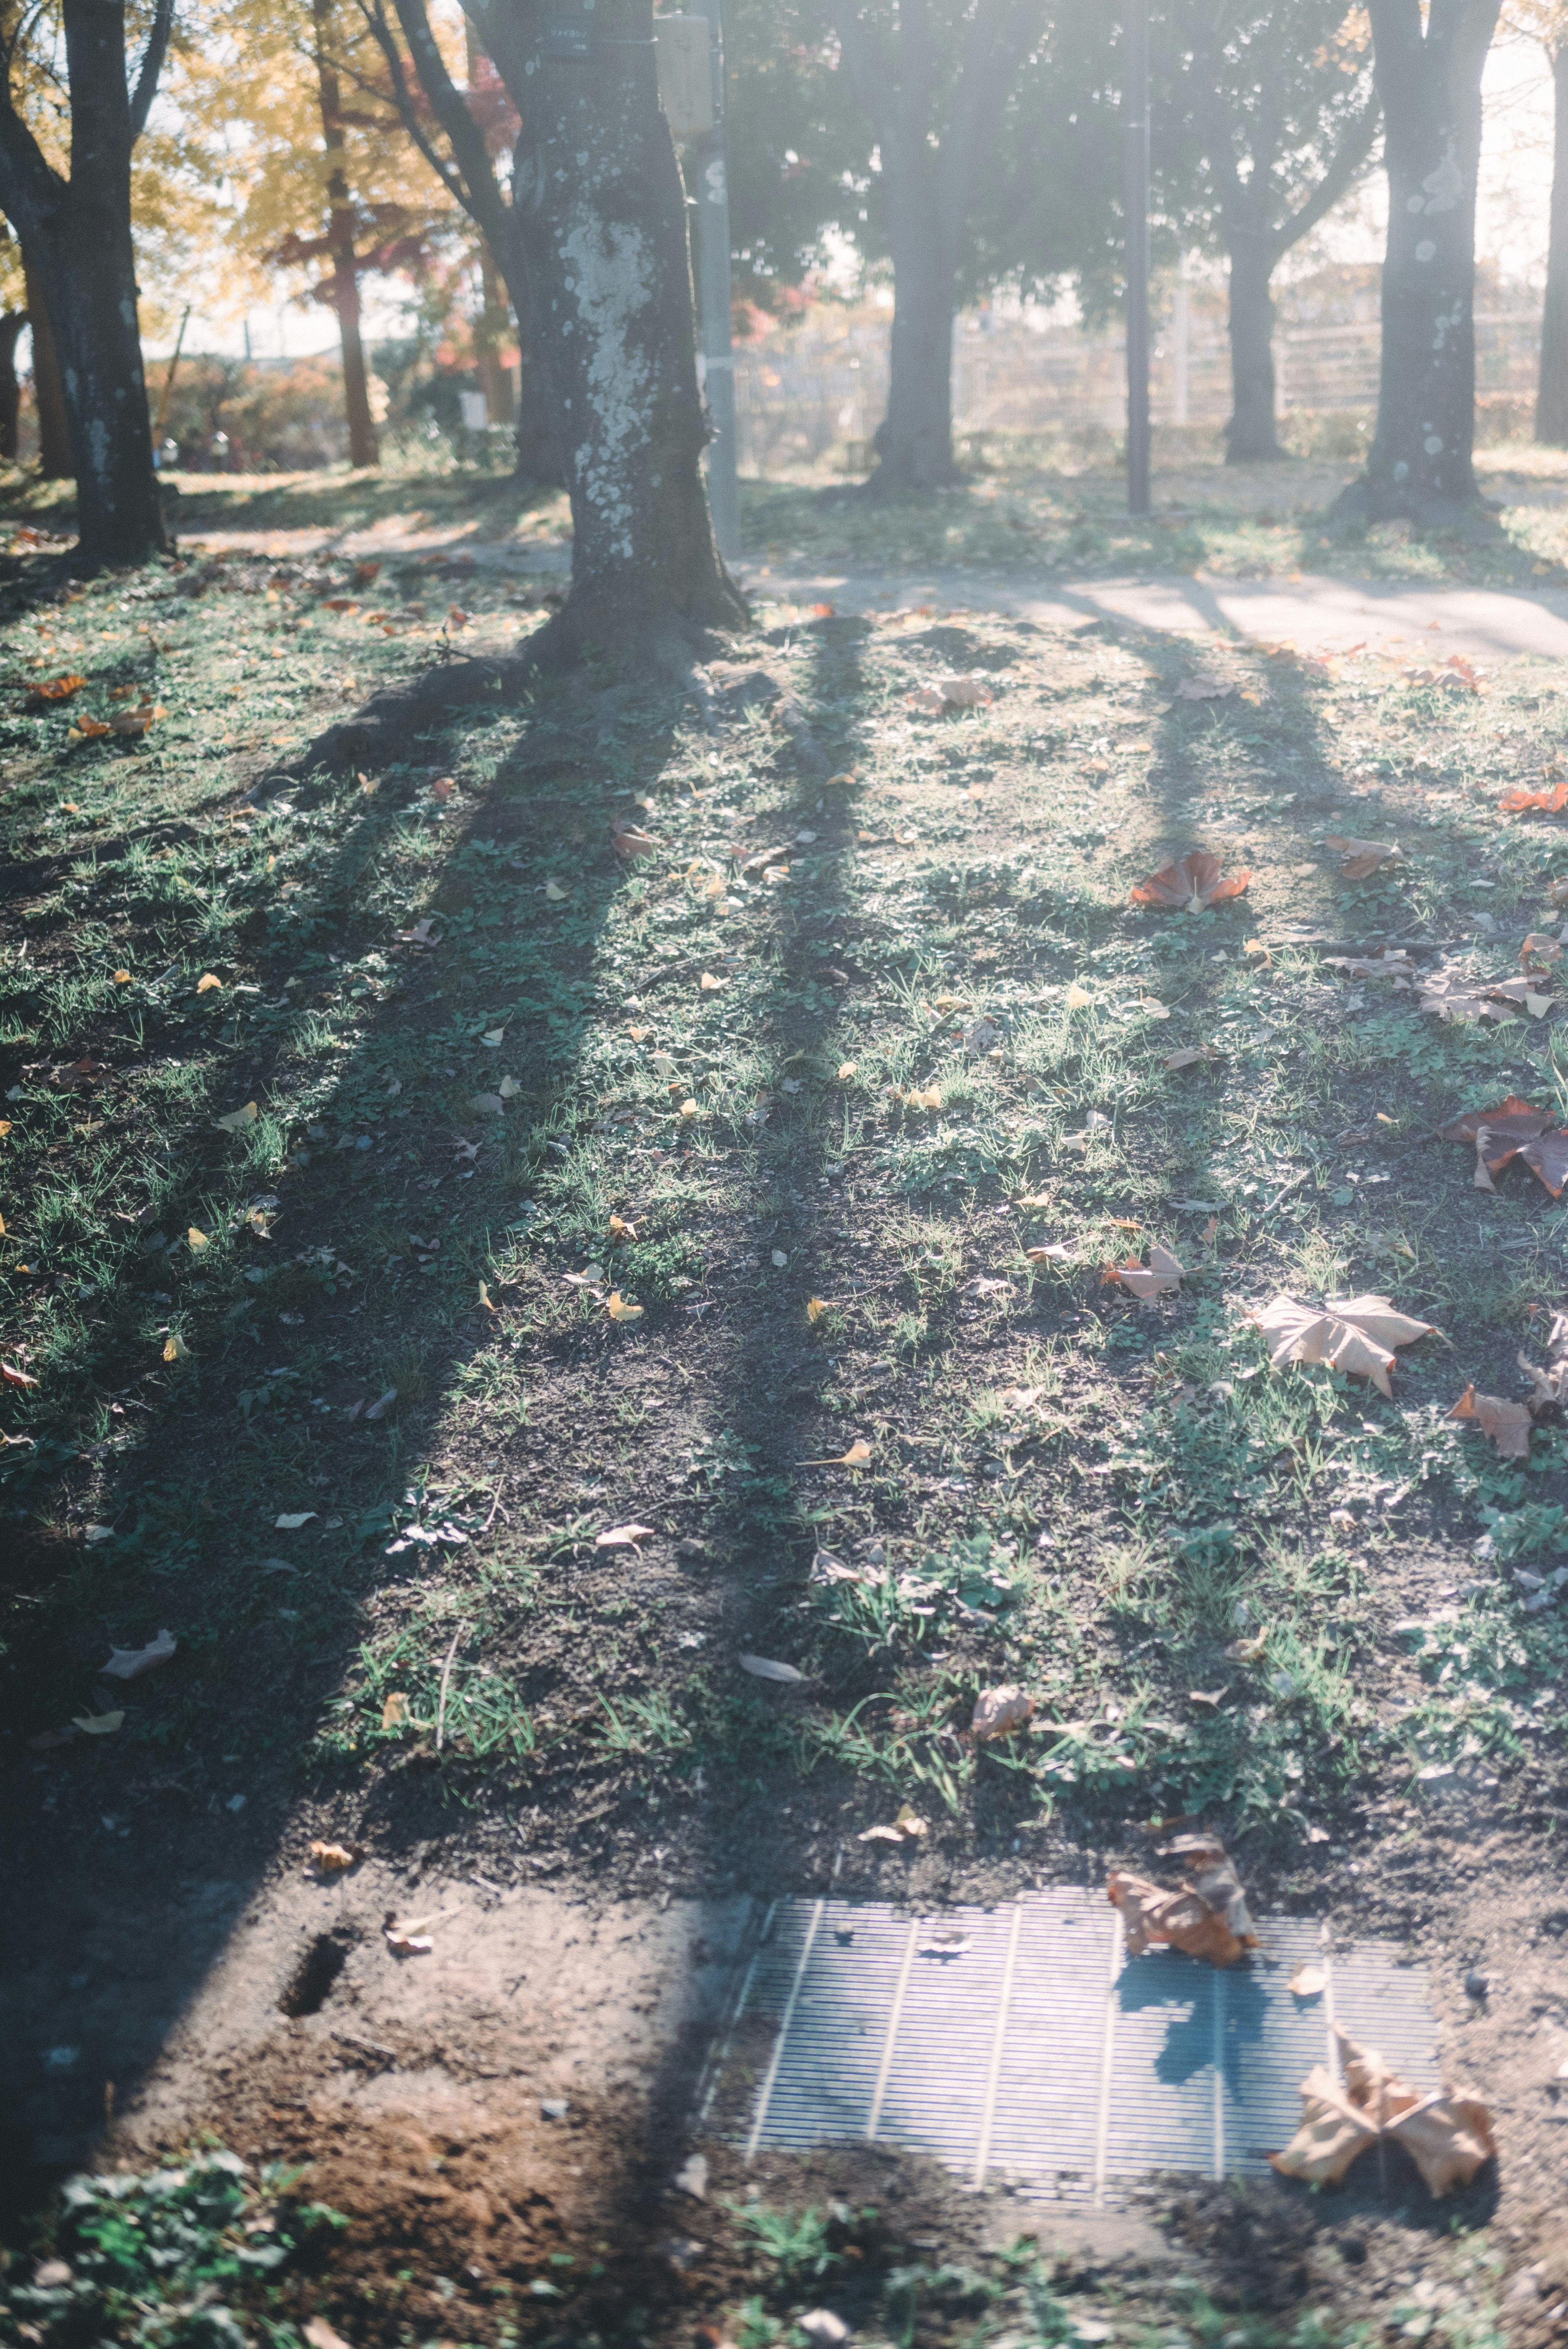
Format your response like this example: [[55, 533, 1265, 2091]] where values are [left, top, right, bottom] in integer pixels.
[[744, 564, 1568, 666]]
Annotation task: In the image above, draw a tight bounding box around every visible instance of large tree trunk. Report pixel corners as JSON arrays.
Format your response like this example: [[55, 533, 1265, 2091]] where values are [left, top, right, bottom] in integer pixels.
[[1224, 233, 1284, 461], [1539, 46, 1568, 446], [314, 0, 378, 470], [514, 339, 562, 484], [872, 174, 961, 492], [0, 309, 22, 458], [22, 254, 74, 479], [1334, 0, 1501, 525]]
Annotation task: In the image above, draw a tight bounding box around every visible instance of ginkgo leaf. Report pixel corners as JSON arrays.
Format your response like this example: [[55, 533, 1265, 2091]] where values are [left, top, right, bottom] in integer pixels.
[[1105, 1242, 1184, 1303], [187, 1226, 209, 1251], [836, 1061, 858, 1081], [1065, 981, 1094, 1008], [606, 1291, 644, 1320], [1131, 851, 1251, 911], [1272, 2028, 1494, 2197], [1107, 1833, 1258, 1968], [214, 1101, 258, 1132], [72, 1710, 125, 1736], [1448, 1383, 1532, 1460], [796, 1439, 873, 1467], [1325, 834, 1406, 879], [274, 1510, 318, 1529], [163, 1331, 191, 1363], [498, 1075, 521, 1098], [480, 1027, 505, 1046], [806, 1296, 835, 1323], [612, 820, 659, 858], [1026, 1241, 1072, 1262], [471, 1092, 505, 1116], [1249, 1293, 1433, 1398], [699, 972, 725, 990], [596, 1522, 657, 1549], [196, 973, 223, 993], [113, 969, 131, 983], [544, 880, 568, 901]]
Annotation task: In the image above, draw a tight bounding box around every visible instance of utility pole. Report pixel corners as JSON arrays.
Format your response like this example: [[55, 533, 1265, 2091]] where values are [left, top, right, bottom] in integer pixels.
[[1124, 0, 1151, 516], [691, 0, 739, 565]]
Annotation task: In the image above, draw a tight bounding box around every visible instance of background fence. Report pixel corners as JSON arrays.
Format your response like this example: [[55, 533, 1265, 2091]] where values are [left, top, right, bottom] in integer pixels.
[[731, 271, 1545, 473]]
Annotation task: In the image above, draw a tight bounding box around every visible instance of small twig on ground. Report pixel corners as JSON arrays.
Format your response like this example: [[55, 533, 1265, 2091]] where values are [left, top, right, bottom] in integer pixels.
[[434, 1627, 463, 1752], [481, 1482, 508, 1535], [332, 2028, 396, 2065], [1260, 1168, 1314, 1217]]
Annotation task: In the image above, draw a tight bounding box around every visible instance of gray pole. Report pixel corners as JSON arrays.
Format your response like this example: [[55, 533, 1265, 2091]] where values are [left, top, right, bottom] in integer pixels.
[[1124, 0, 1151, 516], [692, 0, 740, 566]]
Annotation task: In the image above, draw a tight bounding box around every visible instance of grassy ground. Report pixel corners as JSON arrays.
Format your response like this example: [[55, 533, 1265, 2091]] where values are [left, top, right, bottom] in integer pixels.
[[3, 458, 1568, 2342]]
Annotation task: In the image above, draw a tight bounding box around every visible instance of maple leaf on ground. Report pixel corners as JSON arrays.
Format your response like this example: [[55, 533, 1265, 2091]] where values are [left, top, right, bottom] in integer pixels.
[[1104, 1242, 1183, 1303], [1418, 969, 1552, 1024], [1107, 1832, 1258, 1968], [1501, 775, 1568, 814], [1325, 834, 1406, 879], [1130, 850, 1250, 911], [1448, 1383, 1532, 1460], [1439, 1096, 1568, 1196], [1521, 931, 1565, 968], [1272, 2027, 1494, 2197], [1249, 1293, 1433, 1397]]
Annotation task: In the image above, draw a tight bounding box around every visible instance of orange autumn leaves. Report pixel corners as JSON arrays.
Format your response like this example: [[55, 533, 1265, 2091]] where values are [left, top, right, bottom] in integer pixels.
[[1440, 1094, 1568, 1200], [1130, 849, 1250, 912], [1272, 2028, 1494, 2200], [1108, 1833, 1259, 1968]]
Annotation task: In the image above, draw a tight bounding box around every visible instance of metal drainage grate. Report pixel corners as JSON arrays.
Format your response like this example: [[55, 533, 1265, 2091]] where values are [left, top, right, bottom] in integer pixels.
[[712, 1892, 1437, 2202]]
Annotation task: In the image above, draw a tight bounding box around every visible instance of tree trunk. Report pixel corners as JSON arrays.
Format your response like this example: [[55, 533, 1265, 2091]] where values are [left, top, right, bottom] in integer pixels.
[[1539, 46, 1568, 446], [1334, 0, 1501, 525], [314, 0, 379, 470], [870, 169, 961, 492], [0, 310, 22, 458], [22, 254, 73, 479], [514, 339, 563, 484], [1224, 233, 1284, 461]]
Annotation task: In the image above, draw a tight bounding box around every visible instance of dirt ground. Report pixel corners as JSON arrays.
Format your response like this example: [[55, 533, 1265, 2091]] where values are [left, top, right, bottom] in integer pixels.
[[11, 452, 1568, 2345]]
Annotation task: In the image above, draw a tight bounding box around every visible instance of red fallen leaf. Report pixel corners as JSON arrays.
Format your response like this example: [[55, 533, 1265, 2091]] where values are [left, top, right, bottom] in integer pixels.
[[812, 601, 835, 617], [1107, 1832, 1258, 1968], [1448, 1383, 1533, 1458], [32, 673, 88, 700], [1440, 1094, 1551, 1148], [67, 713, 113, 742], [1501, 776, 1568, 813], [1441, 1096, 1568, 1196], [322, 597, 358, 613], [1130, 850, 1251, 911], [354, 560, 381, 585], [2, 1359, 38, 1386]]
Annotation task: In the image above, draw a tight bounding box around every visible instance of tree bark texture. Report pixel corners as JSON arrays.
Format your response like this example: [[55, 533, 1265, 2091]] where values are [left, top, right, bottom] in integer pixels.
[[1538, 45, 1568, 446], [1337, 0, 1501, 521], [373, 0, 744, 659], [1225, 234, 1282, 460], [836, 0, 1034, 495], [22, 254, 73, 478], [0, 0, 171, 562], [314, 0, 379, 469], [0, 308, 24, 459]]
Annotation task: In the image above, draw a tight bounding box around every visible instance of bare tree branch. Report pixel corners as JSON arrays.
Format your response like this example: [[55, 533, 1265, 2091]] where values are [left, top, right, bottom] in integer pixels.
[[1267, 88, 1381, 259], [128, 0, 174, 142]]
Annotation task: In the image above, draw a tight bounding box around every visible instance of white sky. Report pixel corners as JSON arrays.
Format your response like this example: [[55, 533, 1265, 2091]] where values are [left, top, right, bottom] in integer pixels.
[[142, 25, 1565, 361]]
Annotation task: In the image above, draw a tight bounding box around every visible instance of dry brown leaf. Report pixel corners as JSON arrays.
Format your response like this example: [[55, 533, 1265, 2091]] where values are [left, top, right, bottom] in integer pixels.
[[380, 1692, 411, 1730], [595, 1522, 657, 1549], [1249, 1293, 1433, 1398], [1501, 775, 1568, 813], [1174, 674, 1236, 700], [1440, 1096, 1568, 1197], [805, 1296, 835, 1323], [1107, 1832, 1258, 1968], [33, 672, 88, 700], [909, 675, 991, 713], [971, 1685, 1034, 1742], [1522, 931, 1565, 968], [1325, 834, 1406, 879], [1164, 1045, 1221, 1070], [1130, 851, 1250, 910], [1417, 969, 1550, 1024], [1447, 1383, 1532, 1460], [308, 1840, 359, 1874], [612, 820, 659, 859], [1271, 2027, 1494, 2197], [1104, 1242, 1184, 1303], [796, 1439, 873, 1468]]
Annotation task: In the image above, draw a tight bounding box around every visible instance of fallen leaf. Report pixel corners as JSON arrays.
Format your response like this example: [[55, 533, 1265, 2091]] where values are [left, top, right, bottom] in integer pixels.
[[1440, 1095, 1568, 1196], [1064, 981, 1095, 1009], [858, 1803, 928, 1842], [431, 777, 455, 799], [771, 1248, 788, 1267], [308, 1841, 358, 1874], [699, 972, 725, 990], [1501, 775, 1568, 813], [33, 672, 87, 699], [162, 1331, 190, 1363], [274, 1510, 318, 1529], [1271, 2027, 1494, 2197], [101, 1628, 176, 1682], [214, 1101, 258, 1132], [796, 1439, 873, 1467], [471, 1092, 505, 1116], [1325, 834, 1406, 879], [108, 700, 163, 737], [480, 1026, 505, 1047], [1174, 674, 1236, 700], [806, 1296, 835, 1324], [1107, 1832, 1258, 1968], [381, 1692, 411, 1730], [971, 1685, 1034, 1742], [1131, 851, 1250, 911], [739, 1653, 806, 1683], [1249, 1293, 1433, 1398], [363, 1387, 399, 1421], [613, 820, 659, 859], [196, 972, 223, 993], [1448, 1383, 1532, 1460], [835, 1061, 858, 1080], [1105, 1242, 1184, 1303], [1521, 931, 1564, 969], [71, 1709, 125, 1736], [1025, 1241, 1073, 1263], [383, 1921, 434, 1955], [1014, 1192, 1052, 1209], [909, 674, 991, 713], [606, 1291, 644, 1320], [1164, 1045, 1221, 1070], [67, 714, 112, 742], [187, 1225, 209, 1252], [544, 879, 568, 902], [2, 1359, 38, 1387], [1290, 1964, 1328, 1999], [596, 1522, 657, 1549], [304, 2306, 355, 2349]]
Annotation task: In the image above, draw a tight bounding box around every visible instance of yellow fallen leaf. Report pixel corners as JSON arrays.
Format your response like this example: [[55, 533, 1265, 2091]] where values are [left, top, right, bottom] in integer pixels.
[[1065, 982, 1094, 1009], [478, 1279, 497, 1311], [163, 1331, 190, 1362], [607, 1214, 638, 1241], [836, 1061, 858, 1081], [309, 1840, 358, 1873], [699, 972, 725, 990], [796, 1439, 873, 1467], [0, 1121, 11, 1138], [113, 969, 131, 983], [196, 973, 223, 993], [498, 1074, 521, 1098], [628, 1025, 651, 1041], [187, 1226, 209, 1251], [1014, 1192, 1051, 1209], [806, 1297, 835, 1324], [679, 1098, 699, 1119], [545, 880, 568, 902], [214, 1101, 258, 1132], [72, 1710, 125, 1736], [606, 1291, 644, 1320], [381, 1692, 411, 1730]]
